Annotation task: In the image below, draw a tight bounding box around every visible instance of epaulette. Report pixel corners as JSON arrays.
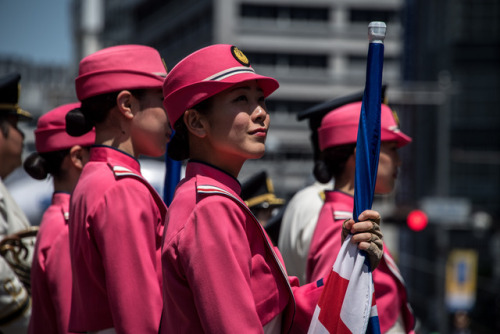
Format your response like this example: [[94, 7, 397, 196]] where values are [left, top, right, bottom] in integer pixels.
[[112, 165, 143, 179], [333, 210, 352, 221], [197, 185, 246, 207], [111, 165, 167, 216]]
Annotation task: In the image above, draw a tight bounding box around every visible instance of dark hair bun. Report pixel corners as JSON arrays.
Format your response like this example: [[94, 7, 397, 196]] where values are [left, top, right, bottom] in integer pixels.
[[66, 108, 93, 136], [167, 133, 189, 161], [313, 159, 332, 184], [23, 152, 49, 180]]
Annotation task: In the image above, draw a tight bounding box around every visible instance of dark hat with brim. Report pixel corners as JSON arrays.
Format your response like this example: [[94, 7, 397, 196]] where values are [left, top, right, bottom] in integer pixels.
[[0, 73, 32, 120], [241, 170, 285, 209]]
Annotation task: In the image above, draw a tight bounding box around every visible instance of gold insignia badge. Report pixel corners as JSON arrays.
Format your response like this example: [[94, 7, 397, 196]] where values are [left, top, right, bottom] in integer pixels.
[[231, 46, 250, 67]]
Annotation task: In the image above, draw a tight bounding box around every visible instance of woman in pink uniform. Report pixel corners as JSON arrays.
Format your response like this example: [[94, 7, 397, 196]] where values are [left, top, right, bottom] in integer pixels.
[[26, 102, 95, 333], [160, 44, 385, 333], [306, 102, 416, 333], [64, 45, 170, 334]]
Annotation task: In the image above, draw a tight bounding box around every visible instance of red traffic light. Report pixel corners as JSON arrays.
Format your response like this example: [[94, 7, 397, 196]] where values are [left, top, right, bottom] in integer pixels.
[[407, 210, 428, 231]]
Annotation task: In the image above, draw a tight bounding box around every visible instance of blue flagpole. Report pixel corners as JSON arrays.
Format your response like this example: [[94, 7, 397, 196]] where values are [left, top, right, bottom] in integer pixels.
[[353, 21, 385, 221], [354, 21, 386, 334], [163, 136, 182, 206]]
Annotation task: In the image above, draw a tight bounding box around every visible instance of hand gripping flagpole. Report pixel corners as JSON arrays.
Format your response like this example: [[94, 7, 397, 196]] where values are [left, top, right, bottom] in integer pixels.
[[307, 22, 385, 334]]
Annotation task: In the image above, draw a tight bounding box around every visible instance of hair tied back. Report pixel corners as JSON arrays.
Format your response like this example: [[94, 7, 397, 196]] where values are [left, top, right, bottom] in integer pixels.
[[65, 107, 93, 137]]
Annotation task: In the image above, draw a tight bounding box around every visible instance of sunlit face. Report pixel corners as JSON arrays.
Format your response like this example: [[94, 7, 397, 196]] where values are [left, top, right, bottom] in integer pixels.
[[0, 116, 24, 179], [203, 80, 269, 165], [131, 89, 172, 157], [375, 141, 401, 194]]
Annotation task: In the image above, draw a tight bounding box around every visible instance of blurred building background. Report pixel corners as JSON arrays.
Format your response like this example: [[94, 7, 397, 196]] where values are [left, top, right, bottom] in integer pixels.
[[75, 0, 410, 195], [1, 0, 499, 332]]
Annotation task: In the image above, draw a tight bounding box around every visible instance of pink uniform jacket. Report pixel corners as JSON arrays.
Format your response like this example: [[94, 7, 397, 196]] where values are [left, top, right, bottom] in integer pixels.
[[161, 161, 324, 334], [29, 193, 73, 334], [307, 190, 415, 333], [68, 146, 166, 333]]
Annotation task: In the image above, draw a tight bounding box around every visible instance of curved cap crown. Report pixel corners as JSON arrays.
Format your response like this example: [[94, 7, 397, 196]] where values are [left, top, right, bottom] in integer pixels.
[[163, 44, 279, 128], [318, 101, 412, 151], [35, 102, 95, 153], [76, 44, 167, 101], [0, 73, 32, 120]]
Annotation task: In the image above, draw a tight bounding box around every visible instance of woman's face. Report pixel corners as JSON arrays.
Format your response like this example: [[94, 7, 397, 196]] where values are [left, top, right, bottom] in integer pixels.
[[375, 141, 401, 194], [131, 88, 172, 157], [203, 80, 269, 164], [0, 116, 24, 179]]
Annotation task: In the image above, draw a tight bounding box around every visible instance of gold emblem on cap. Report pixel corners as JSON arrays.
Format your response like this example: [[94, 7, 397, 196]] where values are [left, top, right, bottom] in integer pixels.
[[231, 46, 250, 67]]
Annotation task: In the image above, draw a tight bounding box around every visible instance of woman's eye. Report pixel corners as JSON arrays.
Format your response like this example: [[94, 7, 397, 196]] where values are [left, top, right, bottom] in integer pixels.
[[234, 95, 248, 102]]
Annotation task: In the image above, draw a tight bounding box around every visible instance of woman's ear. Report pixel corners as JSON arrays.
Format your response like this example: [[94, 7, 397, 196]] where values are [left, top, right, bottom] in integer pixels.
[[68, 145, 86, 171], [116, 90, 134, 119], [184, 109, 208, 138]]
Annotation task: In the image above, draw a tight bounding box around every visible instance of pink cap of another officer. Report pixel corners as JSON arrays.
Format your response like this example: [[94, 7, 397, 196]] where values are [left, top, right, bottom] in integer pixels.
[[35, 103, 95, 153], [318, 102, 412, 151], [163, 44, 279, 128], [75, 45, 167, 101]]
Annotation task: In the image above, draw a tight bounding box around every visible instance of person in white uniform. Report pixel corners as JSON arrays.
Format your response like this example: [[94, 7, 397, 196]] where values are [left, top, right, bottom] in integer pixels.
[[0, 73, 36, 333]]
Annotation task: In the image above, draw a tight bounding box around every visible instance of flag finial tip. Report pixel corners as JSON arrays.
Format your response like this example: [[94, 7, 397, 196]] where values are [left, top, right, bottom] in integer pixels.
[[368, 21, 386, 44]]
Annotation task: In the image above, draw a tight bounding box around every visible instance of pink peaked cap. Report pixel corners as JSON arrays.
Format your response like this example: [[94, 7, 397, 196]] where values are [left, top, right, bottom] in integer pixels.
[[163, 44, 279, 128], [318, 101, 412, 151], [76, 45, 167, 101], [35, 102, 96, 153]]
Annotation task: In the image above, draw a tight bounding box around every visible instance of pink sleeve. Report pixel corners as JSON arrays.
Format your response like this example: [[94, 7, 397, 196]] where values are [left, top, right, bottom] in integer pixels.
[[45, 230, 73, 333], [29, 240, 58, 333], [92, 180, 163, 334], [180, 197, 265, 333], [290, 276, 324, 334], [30, 209, 68, 334], [273, 246, 325, 333], [306, 204, 343, 283]]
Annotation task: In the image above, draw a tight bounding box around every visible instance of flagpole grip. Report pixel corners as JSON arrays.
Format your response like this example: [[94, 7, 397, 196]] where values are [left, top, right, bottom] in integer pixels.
[[368, 21, 386, 44]]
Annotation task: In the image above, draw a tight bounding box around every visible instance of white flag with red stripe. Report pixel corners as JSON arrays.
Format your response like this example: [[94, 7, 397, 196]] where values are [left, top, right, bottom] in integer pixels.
[[307, 235, 380, 334]]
